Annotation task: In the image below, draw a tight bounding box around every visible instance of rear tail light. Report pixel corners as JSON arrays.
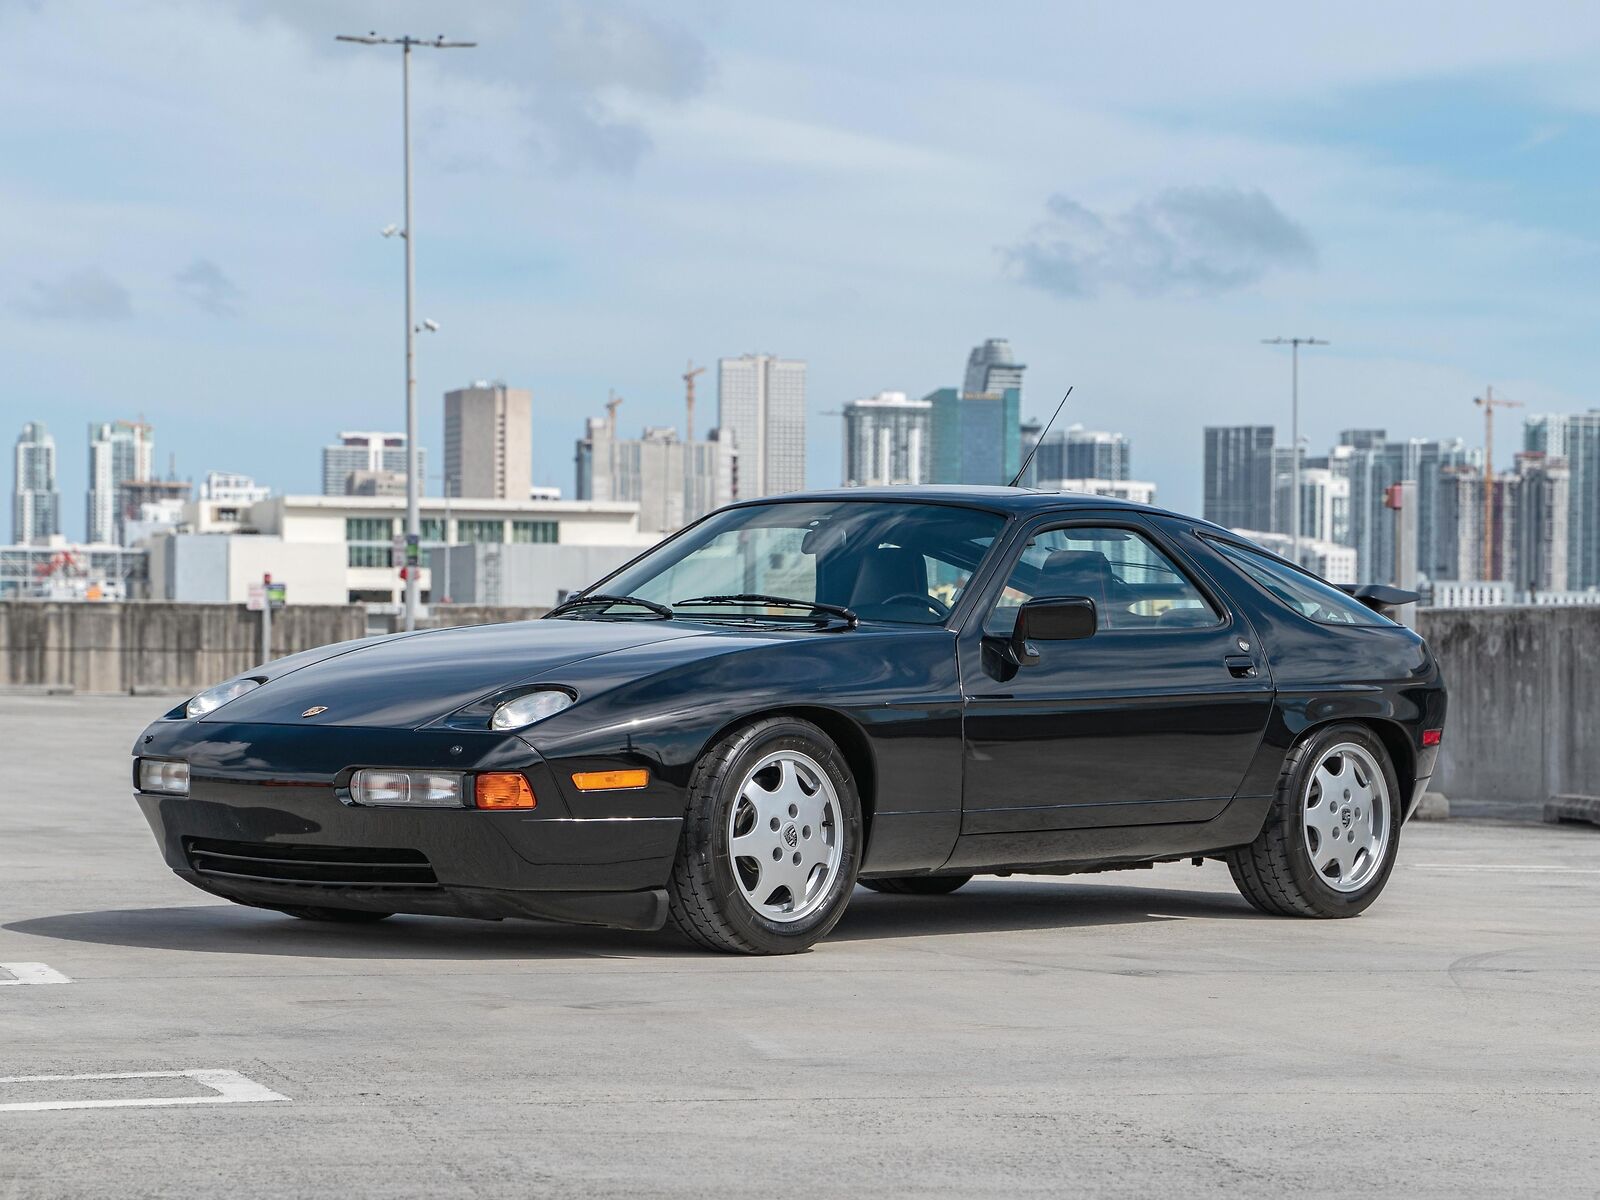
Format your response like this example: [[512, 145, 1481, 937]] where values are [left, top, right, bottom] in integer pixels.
[[475, 773, 537, 809], [350, 769, 466, 807], [1421, 729, 1443, 747]]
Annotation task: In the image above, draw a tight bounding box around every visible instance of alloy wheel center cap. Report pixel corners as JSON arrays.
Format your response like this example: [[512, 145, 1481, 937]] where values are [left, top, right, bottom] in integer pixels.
[[1341, 808, 1353, 828], [783, 824, 799, 848]]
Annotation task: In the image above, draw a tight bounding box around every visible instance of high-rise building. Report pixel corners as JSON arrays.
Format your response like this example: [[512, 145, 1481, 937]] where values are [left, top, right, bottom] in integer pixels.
[[575, 419, 735, 534], [1029, 424, 1131, 485], [842, 392, 931, 487], [1507, 453, 1570, 594], [1346, 435, 1474, 585], [12, 421, 60, 545], [321, 432, 423, 497], [716, 354, 806, 498], [445, 382, 533, 501], [962, 338, 1026, 398], [1203, 426, 1275, 532], [1526, 410, 1600, 590], [928, 387, 1022, 485], [87, 420, 153, 544]]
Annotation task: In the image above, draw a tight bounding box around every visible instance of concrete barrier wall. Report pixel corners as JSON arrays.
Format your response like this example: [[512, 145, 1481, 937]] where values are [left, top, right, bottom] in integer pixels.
[[1417, 606, 1600, 818], [0, 602, 366, 694], [3, 600, 1592, 820]]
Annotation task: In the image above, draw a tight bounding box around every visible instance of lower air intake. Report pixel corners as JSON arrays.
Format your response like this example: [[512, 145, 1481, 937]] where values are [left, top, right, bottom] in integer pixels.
[[184, 838, 438, 890]]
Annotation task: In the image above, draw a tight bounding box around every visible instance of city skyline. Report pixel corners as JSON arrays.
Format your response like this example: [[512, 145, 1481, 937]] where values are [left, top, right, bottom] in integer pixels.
[[6, 4, 1597, 538]]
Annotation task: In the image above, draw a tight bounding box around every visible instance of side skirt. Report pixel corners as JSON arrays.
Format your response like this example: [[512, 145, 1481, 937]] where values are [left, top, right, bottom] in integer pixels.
[[940, 793, 1275, 875]]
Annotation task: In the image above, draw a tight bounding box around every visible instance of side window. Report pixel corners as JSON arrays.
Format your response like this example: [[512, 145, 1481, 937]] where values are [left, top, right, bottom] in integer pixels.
[[1209, 539, 1391, 627], [984, 525, 1220, 635]]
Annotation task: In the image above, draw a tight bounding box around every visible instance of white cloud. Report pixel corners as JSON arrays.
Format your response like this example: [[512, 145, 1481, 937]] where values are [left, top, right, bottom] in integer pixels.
[[14, 268, 132, 321], [1004, 188, 1316, 298]]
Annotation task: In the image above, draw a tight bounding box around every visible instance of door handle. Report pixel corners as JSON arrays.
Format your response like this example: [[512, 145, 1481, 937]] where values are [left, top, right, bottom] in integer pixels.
[[1224, 655, 1259, 679]]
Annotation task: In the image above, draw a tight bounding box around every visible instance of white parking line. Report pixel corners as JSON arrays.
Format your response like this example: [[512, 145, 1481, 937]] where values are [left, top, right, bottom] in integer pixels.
[[1410, 864, 1600, 873], [0, 1070, 289, 1113], [0, 963, 71, 986]]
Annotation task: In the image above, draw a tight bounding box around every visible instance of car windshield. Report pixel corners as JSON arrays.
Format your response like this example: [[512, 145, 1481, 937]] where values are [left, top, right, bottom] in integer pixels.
[[584, 501, 1008, 625]]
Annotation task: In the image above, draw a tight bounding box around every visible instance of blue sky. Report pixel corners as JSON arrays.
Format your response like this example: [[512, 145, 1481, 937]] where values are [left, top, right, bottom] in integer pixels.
[[4, 0, 1599, 535]]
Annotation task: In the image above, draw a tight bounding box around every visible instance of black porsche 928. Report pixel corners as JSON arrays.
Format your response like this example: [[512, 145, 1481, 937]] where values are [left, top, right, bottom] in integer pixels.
[[134, 487, 1447, 954]]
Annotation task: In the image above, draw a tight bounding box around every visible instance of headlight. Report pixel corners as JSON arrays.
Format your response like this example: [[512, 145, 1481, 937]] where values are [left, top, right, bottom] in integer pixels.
[[186, 677, 262, 718], [350, 769, 466, 808], [490, 689, 574, 731], [138, 758, 190, 796]]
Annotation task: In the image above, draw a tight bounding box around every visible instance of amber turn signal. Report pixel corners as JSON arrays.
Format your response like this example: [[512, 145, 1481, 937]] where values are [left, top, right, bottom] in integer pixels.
[[571, 769, 650, 792], [474, 773, 537, 809]]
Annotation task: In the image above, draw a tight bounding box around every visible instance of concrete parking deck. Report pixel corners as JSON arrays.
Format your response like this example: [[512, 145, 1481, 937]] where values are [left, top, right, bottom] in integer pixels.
[[2, 693, 1597, 1197]]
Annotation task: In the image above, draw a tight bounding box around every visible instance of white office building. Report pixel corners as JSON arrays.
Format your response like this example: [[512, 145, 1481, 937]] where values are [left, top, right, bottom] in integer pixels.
[[321, 431, 423, 497], [12, 421, 60, 544], [575, 420, 735, 534], [147, 493, 655, 607], [87, 420, 153, 544], [842, 392, 931, 487], [717, 354, 806, 498], [1043, 478, 1159, 506]]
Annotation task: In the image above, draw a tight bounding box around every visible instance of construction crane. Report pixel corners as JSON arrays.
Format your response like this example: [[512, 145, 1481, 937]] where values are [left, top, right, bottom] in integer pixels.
[[682, 362, 706, 442], [1474, 386, 1523, 582], [605, 390, 623, 436]]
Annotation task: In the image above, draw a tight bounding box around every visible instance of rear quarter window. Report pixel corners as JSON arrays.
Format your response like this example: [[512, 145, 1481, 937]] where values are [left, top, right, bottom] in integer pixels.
[[1208, 539, 1391, 627]]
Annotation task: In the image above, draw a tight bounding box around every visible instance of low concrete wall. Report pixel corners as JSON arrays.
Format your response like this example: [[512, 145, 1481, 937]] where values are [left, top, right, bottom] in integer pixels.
[[0, 601, 366, 695], [411, 605, 549, 630], [1417, 606, 1600, 820]]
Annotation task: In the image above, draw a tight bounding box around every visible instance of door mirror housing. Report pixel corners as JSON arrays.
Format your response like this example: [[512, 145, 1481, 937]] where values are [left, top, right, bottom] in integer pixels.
[[1011, 596, 1096, 665]]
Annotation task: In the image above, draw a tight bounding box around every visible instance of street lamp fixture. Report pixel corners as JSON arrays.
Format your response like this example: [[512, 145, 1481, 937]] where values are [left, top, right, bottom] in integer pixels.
[[1262, 336, 1329, 566], [337, 31, 477, 632]]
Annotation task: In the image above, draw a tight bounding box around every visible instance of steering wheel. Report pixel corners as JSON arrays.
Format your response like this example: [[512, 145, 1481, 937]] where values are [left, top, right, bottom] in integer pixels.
[[878, 592, 951, 619]]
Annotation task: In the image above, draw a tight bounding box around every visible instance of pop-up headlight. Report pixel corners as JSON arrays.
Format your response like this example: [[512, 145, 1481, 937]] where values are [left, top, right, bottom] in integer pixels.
[[185, 677, 262, 718], [490, 689, 574, 731]]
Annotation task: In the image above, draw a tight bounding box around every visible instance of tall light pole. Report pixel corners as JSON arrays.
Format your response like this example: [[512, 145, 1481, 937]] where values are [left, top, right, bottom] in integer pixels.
[[1262, 336, 1329, 565], [337, 33, 475, 631]]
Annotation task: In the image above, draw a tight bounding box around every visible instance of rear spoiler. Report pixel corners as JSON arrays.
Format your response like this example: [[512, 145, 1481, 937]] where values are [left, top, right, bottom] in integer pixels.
[[1336, 584, 1419, 620]]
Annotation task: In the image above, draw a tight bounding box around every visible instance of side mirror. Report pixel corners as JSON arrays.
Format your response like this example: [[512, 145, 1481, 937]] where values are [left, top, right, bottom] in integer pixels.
[[1011, 595, 1096, 665]]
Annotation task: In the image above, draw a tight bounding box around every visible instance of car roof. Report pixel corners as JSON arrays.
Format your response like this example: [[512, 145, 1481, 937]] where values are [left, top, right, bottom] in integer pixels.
[[724, 484, 1213, 527]]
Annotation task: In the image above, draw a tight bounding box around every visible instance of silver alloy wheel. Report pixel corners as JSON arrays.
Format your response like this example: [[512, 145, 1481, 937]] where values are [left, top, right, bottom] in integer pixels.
[[1302, 741, 1391, 893], [726, 749, 843, 923]]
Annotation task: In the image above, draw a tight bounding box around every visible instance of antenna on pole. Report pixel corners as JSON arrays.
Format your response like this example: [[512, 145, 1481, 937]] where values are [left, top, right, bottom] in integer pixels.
[[1008, 387, 1073, 488]]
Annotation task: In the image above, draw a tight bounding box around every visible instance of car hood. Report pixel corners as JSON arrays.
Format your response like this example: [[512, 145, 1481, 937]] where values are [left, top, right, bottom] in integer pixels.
[[205, 619, 711, 729]]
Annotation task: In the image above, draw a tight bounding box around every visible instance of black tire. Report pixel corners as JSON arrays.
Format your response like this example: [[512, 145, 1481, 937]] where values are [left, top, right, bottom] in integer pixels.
[[860, 875, 973, 896], [1227, 722, 1403, 918], [667, 716, 863, 955], [274, 906, 394, 923]]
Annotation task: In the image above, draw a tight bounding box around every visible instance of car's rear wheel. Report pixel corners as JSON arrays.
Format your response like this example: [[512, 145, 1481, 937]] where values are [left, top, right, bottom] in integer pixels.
[[860, 875, 972, 895], [274, 906, 394, 923], [667, 716, 862, 954], [1227, 722, 1401, 918]]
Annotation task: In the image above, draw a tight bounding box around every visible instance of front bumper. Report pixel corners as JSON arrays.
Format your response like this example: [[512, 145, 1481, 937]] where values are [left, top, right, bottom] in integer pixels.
[[134, 719, 682, 930]]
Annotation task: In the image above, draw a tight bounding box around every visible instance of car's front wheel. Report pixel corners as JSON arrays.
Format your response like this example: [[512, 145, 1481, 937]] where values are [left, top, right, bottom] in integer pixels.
[[667, 716, 862, 954], [1227, 722, 1402, 917]]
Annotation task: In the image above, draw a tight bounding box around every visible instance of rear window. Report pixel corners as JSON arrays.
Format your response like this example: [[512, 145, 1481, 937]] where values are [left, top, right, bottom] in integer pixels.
[[1209, 539, 1390, 627]]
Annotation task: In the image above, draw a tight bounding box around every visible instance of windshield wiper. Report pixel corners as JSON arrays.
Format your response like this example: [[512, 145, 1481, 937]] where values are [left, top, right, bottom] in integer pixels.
[[674, 594, 858, 628], [546, 593, 674, 620]]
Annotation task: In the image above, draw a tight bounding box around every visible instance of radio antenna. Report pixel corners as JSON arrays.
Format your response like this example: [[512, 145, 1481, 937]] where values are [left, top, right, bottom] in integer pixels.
[[1007, 386, 1073, 487]]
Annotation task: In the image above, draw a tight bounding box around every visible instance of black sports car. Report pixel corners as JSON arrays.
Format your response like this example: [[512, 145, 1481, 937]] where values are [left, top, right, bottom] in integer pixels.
[[134, 487, 1446, 954]]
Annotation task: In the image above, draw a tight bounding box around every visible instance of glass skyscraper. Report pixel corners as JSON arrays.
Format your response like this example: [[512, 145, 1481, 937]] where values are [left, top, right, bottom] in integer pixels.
[[717, 354, 806, 498]]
